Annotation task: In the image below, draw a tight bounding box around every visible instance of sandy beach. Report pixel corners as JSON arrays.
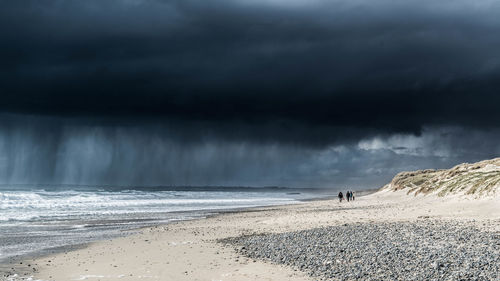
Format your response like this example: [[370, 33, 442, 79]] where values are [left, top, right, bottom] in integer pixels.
[[3, 190, 499, 281]]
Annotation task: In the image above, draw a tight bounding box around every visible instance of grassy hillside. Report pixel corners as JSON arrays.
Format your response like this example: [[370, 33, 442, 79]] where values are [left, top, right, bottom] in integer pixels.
[[381, 158, 500, 197]]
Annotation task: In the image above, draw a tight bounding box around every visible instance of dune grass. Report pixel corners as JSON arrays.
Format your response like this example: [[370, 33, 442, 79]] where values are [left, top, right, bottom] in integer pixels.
[[383, 158, 500, 197]]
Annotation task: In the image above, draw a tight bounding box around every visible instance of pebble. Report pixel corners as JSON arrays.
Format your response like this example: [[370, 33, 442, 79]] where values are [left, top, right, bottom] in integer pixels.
[[222, 220, 500, 280]]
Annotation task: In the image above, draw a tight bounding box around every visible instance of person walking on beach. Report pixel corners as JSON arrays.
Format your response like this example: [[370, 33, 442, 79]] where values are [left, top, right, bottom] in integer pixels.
[[346, 190, 350, 202], [338, 191, 343, 202], [352, 191, 355, 201]]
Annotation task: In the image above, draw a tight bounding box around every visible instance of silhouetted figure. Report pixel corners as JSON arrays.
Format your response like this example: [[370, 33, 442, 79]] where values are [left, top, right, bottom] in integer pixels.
[[346, 190, 350, 202], [338, 192, 343, 202]]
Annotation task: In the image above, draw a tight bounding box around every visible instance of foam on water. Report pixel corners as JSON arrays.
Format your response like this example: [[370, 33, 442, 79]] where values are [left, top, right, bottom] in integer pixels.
[[0, 190, 297, 222], [0, 187, 321, 263]]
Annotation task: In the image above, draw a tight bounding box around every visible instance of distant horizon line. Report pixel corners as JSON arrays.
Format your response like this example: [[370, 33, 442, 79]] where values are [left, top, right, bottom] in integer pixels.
[[0, 183, 375, 191]]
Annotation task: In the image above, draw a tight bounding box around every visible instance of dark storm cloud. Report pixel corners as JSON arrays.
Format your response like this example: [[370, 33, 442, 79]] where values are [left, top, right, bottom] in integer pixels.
[[1, 0, 500, 145], [1, 0, 500, 188]]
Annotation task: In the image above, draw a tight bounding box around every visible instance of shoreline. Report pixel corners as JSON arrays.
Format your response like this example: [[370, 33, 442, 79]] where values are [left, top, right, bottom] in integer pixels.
[[2, 190, 499, 280], [0, 187, 332, 267], [0, 192, 339, 278]]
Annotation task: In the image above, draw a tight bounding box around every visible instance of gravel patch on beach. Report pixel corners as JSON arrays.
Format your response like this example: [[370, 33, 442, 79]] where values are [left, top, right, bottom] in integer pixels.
[[223, 220, 500, 280]]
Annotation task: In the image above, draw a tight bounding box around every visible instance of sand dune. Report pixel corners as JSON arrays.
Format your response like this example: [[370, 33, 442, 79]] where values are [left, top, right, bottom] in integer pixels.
[[381, 157, 500, 197]]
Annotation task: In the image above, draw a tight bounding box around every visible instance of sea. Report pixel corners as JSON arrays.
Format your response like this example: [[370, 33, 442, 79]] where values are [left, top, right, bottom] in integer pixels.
[[0, 186, 330, 263]]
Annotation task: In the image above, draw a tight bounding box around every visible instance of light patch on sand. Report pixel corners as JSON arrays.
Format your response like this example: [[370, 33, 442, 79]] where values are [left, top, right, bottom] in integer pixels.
[[169, 241, 193, 245], [73, 275, 129, 280], [73, 275, 105, 280], [4, 275, 46, 281]]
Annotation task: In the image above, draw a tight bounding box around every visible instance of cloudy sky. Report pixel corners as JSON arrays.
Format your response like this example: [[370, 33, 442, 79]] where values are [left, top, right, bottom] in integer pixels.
[[1, 0, 499, 188]]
